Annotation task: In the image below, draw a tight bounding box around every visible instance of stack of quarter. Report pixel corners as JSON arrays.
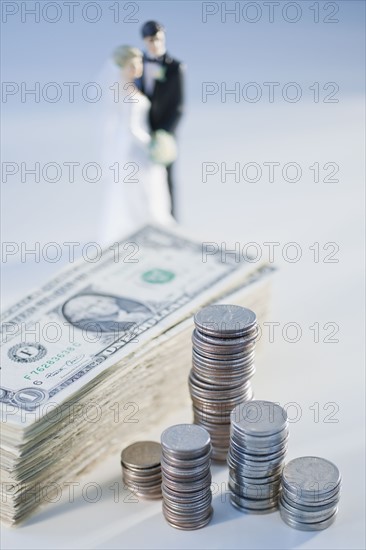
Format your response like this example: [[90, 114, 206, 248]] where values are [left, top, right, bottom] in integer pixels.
[[279, 456, 341, 530], [189, 304, 258, 461], [121, 441, 162, 499], [228, 400, 288, 513], [161, 424, 213, 530]]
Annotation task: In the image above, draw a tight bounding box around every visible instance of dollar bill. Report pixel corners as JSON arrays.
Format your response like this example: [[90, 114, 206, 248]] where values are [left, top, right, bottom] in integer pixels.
[[1, 224, 265, 427]]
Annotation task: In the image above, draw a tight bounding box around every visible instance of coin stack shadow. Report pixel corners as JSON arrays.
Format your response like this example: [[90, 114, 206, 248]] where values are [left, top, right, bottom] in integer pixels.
[[121, 441, 162, 499], [279, 456, 341, 530], [161, 424, 213, 530], [189, 304, 258, 461], [228, 400, 288, 513]]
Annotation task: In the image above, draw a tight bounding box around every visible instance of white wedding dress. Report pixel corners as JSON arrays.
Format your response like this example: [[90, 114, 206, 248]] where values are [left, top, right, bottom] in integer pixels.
[[100, 84, 173, 246]]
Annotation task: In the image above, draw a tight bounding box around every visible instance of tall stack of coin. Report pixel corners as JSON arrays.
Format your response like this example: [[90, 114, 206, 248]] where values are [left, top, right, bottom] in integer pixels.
[[279, 456, 341, 530], [189, 304, 258, 461], [121, 441, 162, 499], [228, 400, 288, 513], [160, 424, 213, 530]]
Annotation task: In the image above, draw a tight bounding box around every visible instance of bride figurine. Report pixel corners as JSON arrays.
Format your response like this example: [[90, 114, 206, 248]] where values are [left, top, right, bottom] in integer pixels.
[[100, 45, 175, 245]]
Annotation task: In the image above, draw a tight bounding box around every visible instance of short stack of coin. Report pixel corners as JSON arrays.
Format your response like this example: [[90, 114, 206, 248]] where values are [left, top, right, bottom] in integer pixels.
[[279, 456, 341, 530], [160, 424, 213, 530], [228, 400, 288, 513], [121, 441, 162, 499], [189, 304, 258, 461]]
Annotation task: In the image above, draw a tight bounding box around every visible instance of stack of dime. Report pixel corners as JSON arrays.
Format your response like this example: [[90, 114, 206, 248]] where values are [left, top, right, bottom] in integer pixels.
[[228, 400, 288, 513], [279, 456, 341, 530], [189, 304, 258, 461], [121, 441, 162, 499], [160, 424, 213, 530]]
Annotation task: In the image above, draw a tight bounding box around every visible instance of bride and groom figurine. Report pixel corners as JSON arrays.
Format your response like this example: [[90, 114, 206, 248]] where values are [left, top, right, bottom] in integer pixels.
[[101, 21, 184, 245]]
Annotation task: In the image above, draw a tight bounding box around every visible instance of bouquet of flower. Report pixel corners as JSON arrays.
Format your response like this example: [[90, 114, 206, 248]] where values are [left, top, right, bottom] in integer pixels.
[[149, 130, 177, 166]]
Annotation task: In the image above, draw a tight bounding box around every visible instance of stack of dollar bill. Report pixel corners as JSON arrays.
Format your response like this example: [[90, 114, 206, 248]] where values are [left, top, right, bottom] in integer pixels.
[[0, 224, 275, 525]]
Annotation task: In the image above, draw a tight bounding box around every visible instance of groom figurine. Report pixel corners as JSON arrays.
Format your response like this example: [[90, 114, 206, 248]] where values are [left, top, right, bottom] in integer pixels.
[[137, 20, 184, 217]]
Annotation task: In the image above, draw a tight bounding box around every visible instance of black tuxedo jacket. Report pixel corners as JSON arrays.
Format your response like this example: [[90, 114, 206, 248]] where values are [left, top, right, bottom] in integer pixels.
[[136, 53, 184, 134]]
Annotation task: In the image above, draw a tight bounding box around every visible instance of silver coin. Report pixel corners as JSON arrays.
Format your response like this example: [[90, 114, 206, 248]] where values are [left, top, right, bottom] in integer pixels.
[[122, 475, 162, 488], [230, 436, 288, 459], [194, 389, 253, 407], [229, 478, 280, 499], [279, 495, 337, 523], [122, 485, 160, 496], [123, 483, 162, 497], [230, 492, 279, 511], [123, 478, 162, 499], [229, 441, 287, 462], [228, 453, 286, 473], [281, 485, 340, 508], [191, 350, 254, 364], [161, 464, 211, 483], [230, 468, 284, 481], [282, 457, 341, 497], [230, 460, 286, 476], [281, 488, 340, 510], [161, 461, 211, 480], [193, 348, 256, 367], [162, 505, 213, 530], [228, 450, 284, 472], [162, 472, 212, 493], [231, 401, 288, 437], [192, 356, 255, 370], [192, 370, 255, 386], [162, 488, 212, 504], [231, 424, 289, 440], [161, 493, 211, 507], [122, 474, 162, 486], [279, 506, 338, 531], [121, 441, 161, 470], [161, 424, 211, 458], [122, 464, 162, 476], [189, 371, 251, 394], [282, 477, 341, 500], [122, 466, 161, 481], [163, 500, 213, 518], [190, 390, 250, 406], [231, 433, 289, 454], [194, 305, 257, 337], [191, 396, 248, 411], [163, 494, 212, 514], [161, 450, 212, 470], [229, 468, 281, 485], [230, 497, 278, 515], [163, 502, 212, 520], [190, 385, 252, 402], [162, 485, 211, 503], [163, 501, 211, 515], [228, 447, 285, 466], [196, 387, 253, 402], [192, 329, 257, 355], [192, 344, 256, 361], [194, 413, 230, 425], [192, 371, 255, 388], [227, 450, 285, 473], [194, 327, 258, 347]]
